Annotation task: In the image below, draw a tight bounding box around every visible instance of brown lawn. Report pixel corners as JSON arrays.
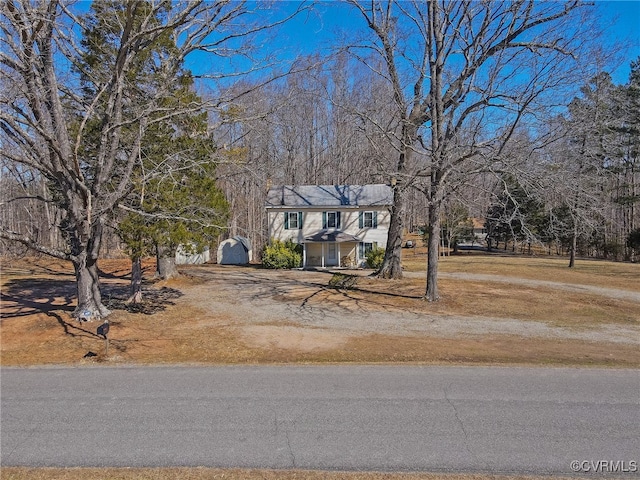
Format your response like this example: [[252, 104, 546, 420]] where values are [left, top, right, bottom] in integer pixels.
[[1, 254, 639, 368]]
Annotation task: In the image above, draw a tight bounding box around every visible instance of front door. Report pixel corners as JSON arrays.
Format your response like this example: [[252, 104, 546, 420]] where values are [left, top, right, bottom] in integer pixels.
[[327, 243, 338, 266]]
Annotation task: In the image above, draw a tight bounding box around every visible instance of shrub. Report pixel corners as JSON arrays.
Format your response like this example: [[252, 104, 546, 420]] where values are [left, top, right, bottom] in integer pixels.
[[365, 247, 385, 270], [628, 228, 640, 252], [328, 273, 357, 290], [262, 239, 302, 269]]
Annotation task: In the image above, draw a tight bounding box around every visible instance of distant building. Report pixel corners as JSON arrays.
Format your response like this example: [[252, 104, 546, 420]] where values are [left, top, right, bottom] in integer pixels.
[[471, 218, 488, 244], [175, 245, 210, 265]]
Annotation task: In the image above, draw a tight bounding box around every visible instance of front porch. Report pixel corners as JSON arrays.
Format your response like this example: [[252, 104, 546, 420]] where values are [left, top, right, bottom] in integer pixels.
[[302, 231, 362, 268]]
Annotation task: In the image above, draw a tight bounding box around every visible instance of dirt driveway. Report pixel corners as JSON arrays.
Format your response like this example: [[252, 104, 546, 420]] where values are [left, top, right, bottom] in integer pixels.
[[180, 265, 640, 350], [2, 258, 639, 366]]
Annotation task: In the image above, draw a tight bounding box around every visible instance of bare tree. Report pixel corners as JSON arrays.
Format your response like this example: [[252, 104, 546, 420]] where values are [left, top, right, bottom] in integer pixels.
[[0, 0, 302, 319], [344, 0, 597, 300], [212, 54, 397, 256]]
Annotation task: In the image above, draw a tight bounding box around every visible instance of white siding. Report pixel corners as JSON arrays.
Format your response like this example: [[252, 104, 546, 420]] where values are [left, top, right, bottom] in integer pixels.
[[267, 208, 390, 249]]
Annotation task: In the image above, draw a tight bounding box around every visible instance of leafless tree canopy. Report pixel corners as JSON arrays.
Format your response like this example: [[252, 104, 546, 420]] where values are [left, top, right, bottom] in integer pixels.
[[0, 0, 305, 317]]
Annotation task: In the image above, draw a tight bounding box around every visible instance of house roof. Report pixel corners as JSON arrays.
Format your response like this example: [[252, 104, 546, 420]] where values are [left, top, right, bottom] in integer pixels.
[[265, 184, 393, 208], [471, 218, 486, 229]]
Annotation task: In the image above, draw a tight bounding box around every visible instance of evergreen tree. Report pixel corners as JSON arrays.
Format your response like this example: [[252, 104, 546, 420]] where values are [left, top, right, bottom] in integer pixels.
[[78, 1, 228, 300], [1, 0, 299, 318]]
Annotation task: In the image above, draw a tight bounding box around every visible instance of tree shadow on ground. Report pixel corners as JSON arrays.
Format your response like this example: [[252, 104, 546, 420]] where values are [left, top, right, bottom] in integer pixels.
[[1, 278, 76, 318], [181, 264, 423, 314], [105, 286, 183, 315], [1, 277, 183, 321]]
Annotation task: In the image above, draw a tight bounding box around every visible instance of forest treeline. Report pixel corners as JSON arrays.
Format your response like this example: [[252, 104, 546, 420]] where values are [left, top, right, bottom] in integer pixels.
[[5, 57, 635, 263]]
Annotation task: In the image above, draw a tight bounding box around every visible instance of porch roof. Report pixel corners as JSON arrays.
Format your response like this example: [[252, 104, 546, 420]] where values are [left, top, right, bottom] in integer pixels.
[[303, 230, 362, 243]]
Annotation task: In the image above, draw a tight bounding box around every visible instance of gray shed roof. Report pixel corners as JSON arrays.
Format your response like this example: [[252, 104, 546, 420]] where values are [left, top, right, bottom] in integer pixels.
[[265, 184, 393, 208]]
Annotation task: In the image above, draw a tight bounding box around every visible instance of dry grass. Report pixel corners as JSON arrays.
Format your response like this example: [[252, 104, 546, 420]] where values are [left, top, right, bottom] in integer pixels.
[[1, 255, 639, 368], [336, 276, 640, 327], [402, 245, 639, 290], [0, 468, 586, 480]]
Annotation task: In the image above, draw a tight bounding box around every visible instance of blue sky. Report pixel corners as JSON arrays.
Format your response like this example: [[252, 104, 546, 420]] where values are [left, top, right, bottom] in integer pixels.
[[595, 1, 640, 82], [274, 1, 640, 85], [70, 1, 639, 86]]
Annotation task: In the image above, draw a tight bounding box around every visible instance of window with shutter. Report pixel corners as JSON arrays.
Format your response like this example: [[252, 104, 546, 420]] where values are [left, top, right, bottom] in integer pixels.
[[361, 211, 377, 228], [359, 242, 374, 257], [284, 212, 301, 230], [324, 211, 339, 229]]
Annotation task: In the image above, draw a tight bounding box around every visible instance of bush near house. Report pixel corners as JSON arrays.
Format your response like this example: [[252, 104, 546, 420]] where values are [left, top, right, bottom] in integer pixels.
[[365, 247, 385, 270], [262, 239, 303, 269]]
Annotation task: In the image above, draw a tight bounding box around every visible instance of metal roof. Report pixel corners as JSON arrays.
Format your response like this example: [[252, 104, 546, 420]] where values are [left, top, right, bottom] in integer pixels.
[[265, 184, 393, 208]]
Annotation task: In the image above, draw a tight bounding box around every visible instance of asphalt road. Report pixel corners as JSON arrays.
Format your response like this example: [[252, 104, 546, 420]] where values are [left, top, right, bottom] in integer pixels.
[[2, 365, 639, 475]]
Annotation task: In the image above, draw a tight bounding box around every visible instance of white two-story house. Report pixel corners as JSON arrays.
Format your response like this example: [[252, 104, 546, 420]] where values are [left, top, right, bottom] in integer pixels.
[[265, 184, 393, 268]]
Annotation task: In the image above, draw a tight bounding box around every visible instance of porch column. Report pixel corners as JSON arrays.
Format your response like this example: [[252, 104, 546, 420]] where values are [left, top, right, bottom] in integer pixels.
[[303, 243, 307, 268], [321, 243, 325, 268], [338, 243, 341, 267]]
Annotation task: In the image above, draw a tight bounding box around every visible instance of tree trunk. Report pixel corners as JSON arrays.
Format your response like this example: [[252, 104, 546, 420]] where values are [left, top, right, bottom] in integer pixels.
[[568, 223, 578, 268], [127, 257, 143, 304], [72, 254, 110, 320], [156, 244, 179, 279], [377, 184, 404, 279], [70, 218, 110, 320], [425, 201, 441, 302]]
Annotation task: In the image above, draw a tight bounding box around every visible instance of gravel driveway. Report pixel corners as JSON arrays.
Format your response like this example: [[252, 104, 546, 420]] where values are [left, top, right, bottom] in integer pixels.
[[180, 265, 640, 347]]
